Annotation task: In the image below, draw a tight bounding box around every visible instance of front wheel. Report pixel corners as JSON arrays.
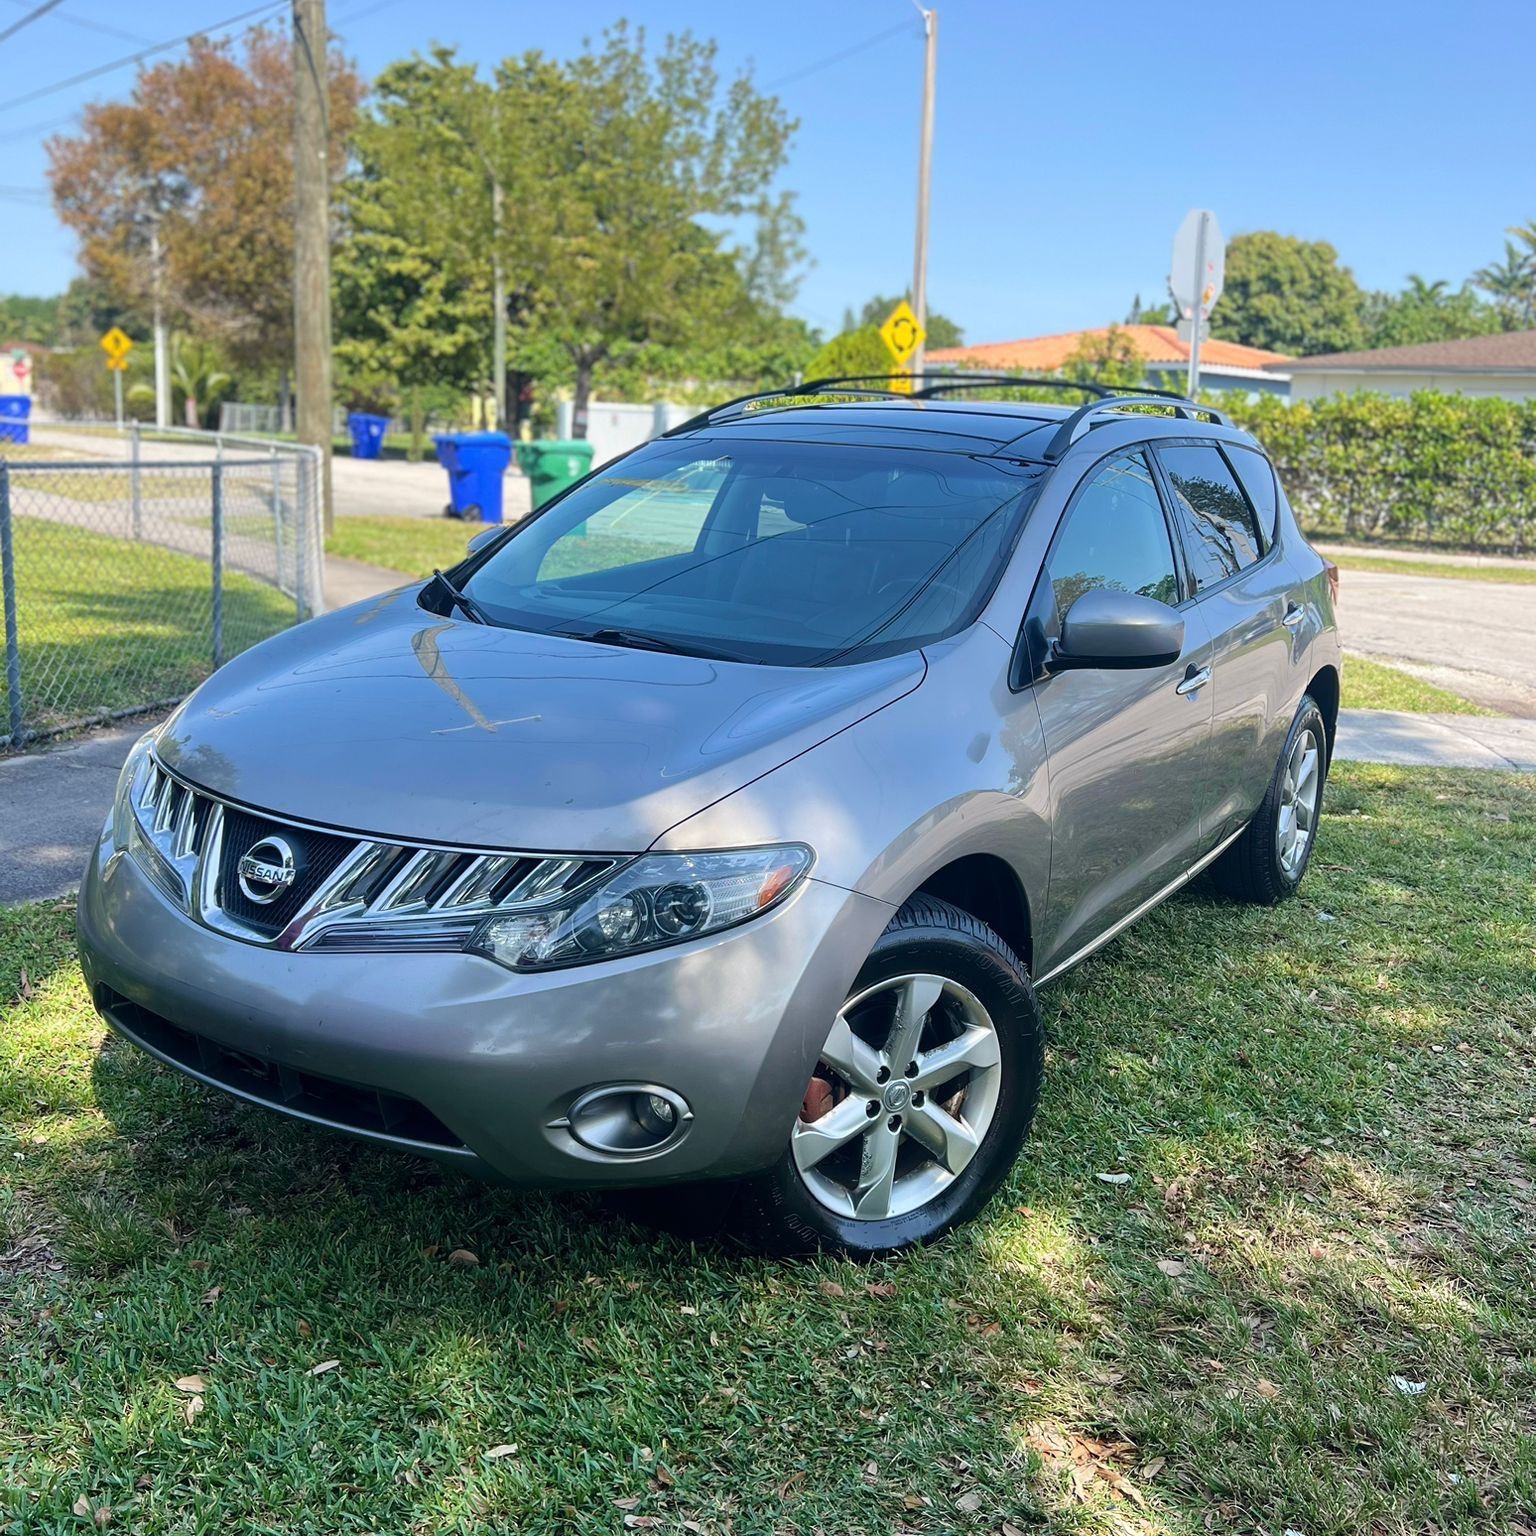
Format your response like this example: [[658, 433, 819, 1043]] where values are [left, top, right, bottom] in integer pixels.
[[1213, 695, 1329, 905], [732, 896, 1044, 1256]]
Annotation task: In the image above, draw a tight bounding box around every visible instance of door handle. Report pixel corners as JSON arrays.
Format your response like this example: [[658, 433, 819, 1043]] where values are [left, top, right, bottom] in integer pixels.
[[1175, 664, 1211, 696], [1282, 603, 1305, 629]]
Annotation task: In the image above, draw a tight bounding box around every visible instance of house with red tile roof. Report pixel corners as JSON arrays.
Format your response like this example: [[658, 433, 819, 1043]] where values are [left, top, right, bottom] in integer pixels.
[[928, 324, 1292, 397]]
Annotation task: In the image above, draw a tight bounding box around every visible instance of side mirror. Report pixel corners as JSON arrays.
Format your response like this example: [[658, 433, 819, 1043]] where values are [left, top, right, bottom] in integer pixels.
[[1053, 588, 1184, 670], [466, 526, 504, 555]]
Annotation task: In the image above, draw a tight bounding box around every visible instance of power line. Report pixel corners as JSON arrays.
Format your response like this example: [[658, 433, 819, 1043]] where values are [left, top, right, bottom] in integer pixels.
[[0, 109, 76, 143], [764, 19, 916, 91], [2, 0, 154, 47], [0, 0, 65, 45], [0, 0, 285, 113]]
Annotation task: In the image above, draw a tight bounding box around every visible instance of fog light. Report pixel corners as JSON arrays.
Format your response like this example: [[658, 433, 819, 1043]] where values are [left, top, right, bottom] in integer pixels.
[[559, 1084, 693, 1156]]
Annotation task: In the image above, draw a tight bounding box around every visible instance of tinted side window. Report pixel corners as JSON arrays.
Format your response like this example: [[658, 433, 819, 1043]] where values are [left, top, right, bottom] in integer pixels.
[[1047, 452, 1179, 621], [1226, 445, 1279, 545], [1157, 444, 1263, 590]]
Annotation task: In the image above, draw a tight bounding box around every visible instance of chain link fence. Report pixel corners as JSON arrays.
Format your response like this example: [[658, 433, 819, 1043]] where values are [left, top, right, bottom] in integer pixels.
[[1, 446, 324, 749]]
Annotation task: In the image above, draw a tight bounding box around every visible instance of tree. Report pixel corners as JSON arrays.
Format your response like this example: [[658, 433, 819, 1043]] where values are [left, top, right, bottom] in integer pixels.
[[168, 333, 233, 427], [1214, 232, 1366, 355], [855, 293, 963, 350], [47, 25, 362, 381], [804, 324, 892, 383], [1361, 276, 1499, 349], [1476, 239, 1535, 330], [512, 26, 804, 433], [1061, 326, 1145, 388], [1125, 293, 1173, 326]]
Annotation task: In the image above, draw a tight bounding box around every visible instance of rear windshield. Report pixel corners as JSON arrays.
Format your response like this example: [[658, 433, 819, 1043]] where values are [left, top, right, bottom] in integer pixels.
[[461, 437, 1041, 666]]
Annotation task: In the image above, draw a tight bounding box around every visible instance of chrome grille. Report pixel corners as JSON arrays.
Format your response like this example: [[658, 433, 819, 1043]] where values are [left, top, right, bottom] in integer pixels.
[[127, 754, 624, 952]]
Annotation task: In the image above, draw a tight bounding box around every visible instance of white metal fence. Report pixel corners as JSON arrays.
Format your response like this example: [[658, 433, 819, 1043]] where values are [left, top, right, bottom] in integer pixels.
[[1, 434, 324, 749]]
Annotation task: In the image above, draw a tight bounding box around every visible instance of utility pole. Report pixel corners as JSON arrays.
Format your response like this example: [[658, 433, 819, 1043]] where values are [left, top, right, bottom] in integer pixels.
[[909, 5, 937, 381], [292, 0, 334, 532], [150, 217, 170, 429]]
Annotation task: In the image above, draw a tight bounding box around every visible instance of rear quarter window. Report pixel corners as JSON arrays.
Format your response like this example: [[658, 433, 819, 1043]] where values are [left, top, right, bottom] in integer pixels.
[[1225, 445, 1280, 546]]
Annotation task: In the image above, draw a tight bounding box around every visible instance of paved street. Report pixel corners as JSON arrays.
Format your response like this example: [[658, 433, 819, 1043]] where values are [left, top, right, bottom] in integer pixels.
[[1334, 567, 1536, 718], [24, 424, 534, 523]]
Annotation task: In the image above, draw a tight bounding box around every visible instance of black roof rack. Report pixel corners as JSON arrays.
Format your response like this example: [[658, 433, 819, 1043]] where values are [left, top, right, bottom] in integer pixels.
[[1041, 395, 1234, 460], [662, 372, 1224, 441]]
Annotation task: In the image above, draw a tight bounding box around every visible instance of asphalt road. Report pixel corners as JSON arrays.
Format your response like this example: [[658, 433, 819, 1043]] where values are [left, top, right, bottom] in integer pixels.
[[1337, 568, 1536, 718]]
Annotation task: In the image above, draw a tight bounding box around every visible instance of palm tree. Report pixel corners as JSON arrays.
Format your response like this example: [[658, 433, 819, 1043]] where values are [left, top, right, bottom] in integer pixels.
[[1404, 274, 1450, 304], [1475, 240, 1535, 329], [169, 334, 232, 429]]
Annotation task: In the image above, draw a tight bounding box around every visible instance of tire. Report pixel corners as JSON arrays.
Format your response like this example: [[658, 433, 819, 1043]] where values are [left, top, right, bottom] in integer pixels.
[[1212, 695, 1329, 906], [731, 895, 1045, 1257]]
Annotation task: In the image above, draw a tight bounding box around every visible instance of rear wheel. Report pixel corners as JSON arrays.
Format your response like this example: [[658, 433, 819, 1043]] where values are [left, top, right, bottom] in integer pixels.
[[733, 896, 1044, 1256], [1213, 695, 1328, 905]]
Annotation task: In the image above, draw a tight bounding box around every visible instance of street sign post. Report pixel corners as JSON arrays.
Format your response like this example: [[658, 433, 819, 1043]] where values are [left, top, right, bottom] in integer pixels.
[[879, 300, 926, 394], [1170, 209, 1224, 396], [99, 329, 134, 427]]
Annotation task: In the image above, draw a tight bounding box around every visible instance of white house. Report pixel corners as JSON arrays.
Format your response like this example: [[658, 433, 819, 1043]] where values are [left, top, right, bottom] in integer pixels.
[[1273, 329, 1536, 401]]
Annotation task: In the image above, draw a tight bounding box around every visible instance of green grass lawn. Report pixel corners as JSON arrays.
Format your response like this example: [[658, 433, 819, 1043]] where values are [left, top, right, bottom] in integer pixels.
[[326, 515, 482, 575], [3, 763, 1534, 1533], [1343, 654, 1494, 716], [1323, 550, 1536, 586], [1, 519, 294, 742]]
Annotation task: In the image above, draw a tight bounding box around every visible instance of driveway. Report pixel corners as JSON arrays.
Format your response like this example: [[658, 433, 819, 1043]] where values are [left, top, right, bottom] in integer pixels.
[[1335, 568, 1536, 717]]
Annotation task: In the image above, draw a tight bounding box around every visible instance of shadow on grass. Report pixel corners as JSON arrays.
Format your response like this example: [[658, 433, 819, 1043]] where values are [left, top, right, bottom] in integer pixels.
[[5, 766, 1533, 1533]]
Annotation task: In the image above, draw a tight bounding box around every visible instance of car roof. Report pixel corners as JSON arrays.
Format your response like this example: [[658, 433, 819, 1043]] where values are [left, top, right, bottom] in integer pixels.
[[678, 396, 1257, 462]]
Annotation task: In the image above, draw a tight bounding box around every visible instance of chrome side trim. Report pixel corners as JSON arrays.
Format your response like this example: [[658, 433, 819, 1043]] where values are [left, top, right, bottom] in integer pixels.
[[1035, 823, 1246, 987]]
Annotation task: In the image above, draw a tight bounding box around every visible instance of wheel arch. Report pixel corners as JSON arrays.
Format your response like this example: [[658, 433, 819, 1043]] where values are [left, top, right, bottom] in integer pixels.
[[1306, 663, 1340, 763], [908, 853, 1033, 974]]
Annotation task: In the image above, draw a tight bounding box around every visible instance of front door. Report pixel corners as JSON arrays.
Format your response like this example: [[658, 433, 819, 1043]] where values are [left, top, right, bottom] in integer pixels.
[[1023, 450, 1216, 977]]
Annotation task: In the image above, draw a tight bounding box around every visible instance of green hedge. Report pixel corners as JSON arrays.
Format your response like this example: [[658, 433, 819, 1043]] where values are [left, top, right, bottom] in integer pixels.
[[1218, 391, 1536, 551]]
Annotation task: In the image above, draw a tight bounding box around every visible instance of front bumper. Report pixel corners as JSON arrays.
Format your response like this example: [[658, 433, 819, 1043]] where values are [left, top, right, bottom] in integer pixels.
[[77, 824, 892, 1187]]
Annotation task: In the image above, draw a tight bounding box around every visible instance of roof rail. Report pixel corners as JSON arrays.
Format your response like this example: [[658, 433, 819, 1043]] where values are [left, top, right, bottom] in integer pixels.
[[661, 372, 1226, 441], [1041, 395, 1233, 460]]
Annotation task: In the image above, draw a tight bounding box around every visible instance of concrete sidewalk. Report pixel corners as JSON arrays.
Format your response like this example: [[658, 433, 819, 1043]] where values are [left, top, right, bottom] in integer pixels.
[[1334, 709, 1536, 771], [5, 704, 1533, 909]]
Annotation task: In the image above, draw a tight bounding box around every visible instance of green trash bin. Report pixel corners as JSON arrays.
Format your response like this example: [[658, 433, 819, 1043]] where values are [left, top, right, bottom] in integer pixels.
[[516, 439, 596, 510]]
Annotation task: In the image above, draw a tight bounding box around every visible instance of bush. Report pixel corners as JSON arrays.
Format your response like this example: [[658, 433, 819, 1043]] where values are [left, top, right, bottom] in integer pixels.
[[1219, 391, 1536, 552]]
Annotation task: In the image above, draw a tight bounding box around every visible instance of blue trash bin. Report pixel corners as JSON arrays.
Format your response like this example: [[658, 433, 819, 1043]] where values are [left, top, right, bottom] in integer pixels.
[[347, 411, 389, 460], [434, 431, 513, 523], [0, 396, 31, 445]]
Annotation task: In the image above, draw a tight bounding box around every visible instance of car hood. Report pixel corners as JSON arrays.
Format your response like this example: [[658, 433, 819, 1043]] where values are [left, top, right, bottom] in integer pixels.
[[156, 585, 926, 851]]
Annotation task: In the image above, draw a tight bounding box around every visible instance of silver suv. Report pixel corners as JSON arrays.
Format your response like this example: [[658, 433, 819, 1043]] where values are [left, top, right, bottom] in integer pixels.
[[78, 379, 1341, 1254]]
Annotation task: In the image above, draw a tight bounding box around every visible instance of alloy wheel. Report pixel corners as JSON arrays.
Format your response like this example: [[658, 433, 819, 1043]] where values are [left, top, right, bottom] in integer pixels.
[[792, 973, 1003, 1221], [1277, 726, 1322, 877]]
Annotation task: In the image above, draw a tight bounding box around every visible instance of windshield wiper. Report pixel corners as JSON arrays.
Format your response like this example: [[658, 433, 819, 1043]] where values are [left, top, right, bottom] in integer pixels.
[[554, 625, 745, 663], [428, 568, 493, 625]]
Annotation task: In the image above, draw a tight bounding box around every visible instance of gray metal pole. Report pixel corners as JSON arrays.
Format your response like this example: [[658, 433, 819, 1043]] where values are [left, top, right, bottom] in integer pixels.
[[211, 463, 225, 670], [294, 453, 309, 621], [0, 463, 23, 748], [293, 0, 335, 535], [1186, 211, 1209, 398], [130, 420, 142, 540], [909, 6, 937, 382], [113, 367, 124, 429]]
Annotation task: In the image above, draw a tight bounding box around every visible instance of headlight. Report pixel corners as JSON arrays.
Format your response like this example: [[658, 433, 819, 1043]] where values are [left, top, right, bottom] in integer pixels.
[[110, 731, 156, 848], [466, 845, 813, 971]]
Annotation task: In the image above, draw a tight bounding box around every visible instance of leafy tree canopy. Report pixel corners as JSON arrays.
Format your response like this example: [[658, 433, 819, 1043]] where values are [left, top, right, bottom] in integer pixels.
[[1061, 325, 1145, 388], [804, 324, 894, 384], [46, 25, 362, 374], [1214, 232, 1366, 356], [1361, 275, 1500, 350]]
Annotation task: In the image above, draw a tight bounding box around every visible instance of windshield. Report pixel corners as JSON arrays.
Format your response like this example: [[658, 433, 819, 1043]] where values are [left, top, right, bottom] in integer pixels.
[[459, 437, 1041, 666]]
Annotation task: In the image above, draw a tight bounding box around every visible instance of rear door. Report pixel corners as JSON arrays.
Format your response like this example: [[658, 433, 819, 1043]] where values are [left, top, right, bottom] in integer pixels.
[[1023, 449, 1217, 973], [1151, 441, 1299, 840]]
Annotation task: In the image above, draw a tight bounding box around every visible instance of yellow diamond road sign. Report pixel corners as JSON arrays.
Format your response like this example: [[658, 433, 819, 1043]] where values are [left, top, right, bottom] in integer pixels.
[[878, 301, 926, 367], [99, 326, 133, 364]]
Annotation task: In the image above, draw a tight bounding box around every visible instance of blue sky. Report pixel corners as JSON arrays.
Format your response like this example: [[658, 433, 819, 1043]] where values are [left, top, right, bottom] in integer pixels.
[[2, 0, 1532, 344]]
